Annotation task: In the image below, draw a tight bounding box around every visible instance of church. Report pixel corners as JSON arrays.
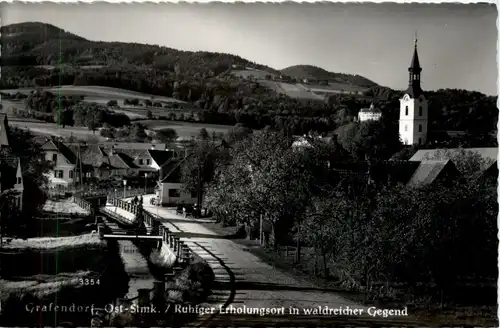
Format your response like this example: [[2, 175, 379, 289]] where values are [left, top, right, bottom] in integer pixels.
[[399, 36, 428, 146]]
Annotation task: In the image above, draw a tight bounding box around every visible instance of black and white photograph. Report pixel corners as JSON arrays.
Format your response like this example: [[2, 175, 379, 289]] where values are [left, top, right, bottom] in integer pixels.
[[0, 2, 497, 327]]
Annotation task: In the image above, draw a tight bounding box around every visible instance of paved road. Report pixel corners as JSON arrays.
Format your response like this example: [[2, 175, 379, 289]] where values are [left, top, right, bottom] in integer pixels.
[[130, 196, 373, 314]]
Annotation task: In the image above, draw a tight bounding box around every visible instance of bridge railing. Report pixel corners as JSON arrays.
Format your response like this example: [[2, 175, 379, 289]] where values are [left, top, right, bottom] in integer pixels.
[[104, 198, 195, 265], [74, 195, 93, 213], [83, 187, 156, 199]]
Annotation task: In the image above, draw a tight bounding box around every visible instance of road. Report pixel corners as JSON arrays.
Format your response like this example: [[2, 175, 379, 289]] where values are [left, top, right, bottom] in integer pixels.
[[133, 197, 377, 315]]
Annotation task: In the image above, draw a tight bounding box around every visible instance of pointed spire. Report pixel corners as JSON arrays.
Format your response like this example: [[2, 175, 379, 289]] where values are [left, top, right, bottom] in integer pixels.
[[409, 32, 421, 73]]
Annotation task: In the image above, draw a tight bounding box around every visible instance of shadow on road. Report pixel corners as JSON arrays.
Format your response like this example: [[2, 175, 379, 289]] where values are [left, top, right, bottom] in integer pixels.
[[212, 281, 361, 295]]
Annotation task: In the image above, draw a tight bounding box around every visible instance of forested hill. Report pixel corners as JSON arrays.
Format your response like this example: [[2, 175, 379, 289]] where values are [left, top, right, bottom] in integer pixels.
[[0, 22, 277, 75], [281, 65, 378, 88]]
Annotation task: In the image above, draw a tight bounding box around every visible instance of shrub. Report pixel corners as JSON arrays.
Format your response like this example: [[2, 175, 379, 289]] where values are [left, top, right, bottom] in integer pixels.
[[107, 100, 118, 107], [184, 260, 215, 291]]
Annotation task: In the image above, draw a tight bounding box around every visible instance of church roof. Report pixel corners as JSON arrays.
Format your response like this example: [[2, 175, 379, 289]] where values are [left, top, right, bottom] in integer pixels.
[[404, 85, 424, 99], [409, 44, 421, 73]]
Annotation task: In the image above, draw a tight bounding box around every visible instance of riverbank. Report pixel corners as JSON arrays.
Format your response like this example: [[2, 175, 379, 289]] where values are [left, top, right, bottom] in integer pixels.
[[0, 233, 129, 327]]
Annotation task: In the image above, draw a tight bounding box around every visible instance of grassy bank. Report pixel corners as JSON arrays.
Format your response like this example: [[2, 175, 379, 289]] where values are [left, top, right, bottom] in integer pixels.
[[0, 235, 130, 327]]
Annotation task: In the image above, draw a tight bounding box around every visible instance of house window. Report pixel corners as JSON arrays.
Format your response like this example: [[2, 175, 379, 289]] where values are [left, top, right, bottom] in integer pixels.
[[146, 159, 151, 165], [55, 170, 63, 178], [168, 189, 180, 197], [404, 125, 408, 132], [418, 124, 422, 132], [419, 106, 423, 116], [418, 138, 422, 145], [69, 170, 74, 179], [405, 106, 408, 116], [191, 191, 197, 198], [17, 177, 21, 184], [139, 159, 144, 165], [52, 154, 57, 162]]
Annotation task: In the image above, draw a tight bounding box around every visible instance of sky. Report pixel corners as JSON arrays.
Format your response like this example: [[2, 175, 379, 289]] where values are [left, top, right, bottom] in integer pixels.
[[1, 3, 497, 95]]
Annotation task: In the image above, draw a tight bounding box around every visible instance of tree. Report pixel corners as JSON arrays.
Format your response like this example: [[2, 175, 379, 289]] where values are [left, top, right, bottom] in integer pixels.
[[129, 123, 148, 142], [146, 110, 153, 120], [155, 128, 178, 143], [198, 128, 210, 141], [107, 100, 118, 107], [181, 139, 229, 216], [205, 130, 316, 250], [84, 105, 104, 134], [298, 192, 350, 277], [338, 119, 401, 160]]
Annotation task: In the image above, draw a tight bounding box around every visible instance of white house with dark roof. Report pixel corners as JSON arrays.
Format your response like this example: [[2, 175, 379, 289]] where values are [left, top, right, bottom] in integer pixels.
[[157, 156, 197, 206], [41, 140, 79, 186], [358, 103, 382, 122]]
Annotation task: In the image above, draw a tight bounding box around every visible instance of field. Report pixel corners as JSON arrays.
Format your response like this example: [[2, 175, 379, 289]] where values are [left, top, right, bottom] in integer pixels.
[[259, 80, 325, 100], [9, 120, 108, 141], [1, 85, 234, 141], [136, 120, 234, 138], [231, 68, 278, 80], [0, 85, 186, 104]]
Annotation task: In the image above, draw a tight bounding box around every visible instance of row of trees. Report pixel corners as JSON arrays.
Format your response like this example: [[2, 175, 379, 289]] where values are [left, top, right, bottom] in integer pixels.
[[9, 65, 496, 144], [186, 129, 496, 305]]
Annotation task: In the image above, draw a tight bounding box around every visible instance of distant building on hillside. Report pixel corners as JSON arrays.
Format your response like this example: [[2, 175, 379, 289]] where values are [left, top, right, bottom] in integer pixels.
[[399, 35, 428, 146], [357, 103, 382, 122]]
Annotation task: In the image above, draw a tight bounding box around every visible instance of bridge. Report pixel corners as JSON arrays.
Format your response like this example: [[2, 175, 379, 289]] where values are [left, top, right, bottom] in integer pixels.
[[94, 197, 195, 266]]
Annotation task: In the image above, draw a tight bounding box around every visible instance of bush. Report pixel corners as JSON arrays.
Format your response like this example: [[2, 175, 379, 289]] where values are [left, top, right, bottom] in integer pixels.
[[107, 100, 118, 107], [184, 259, 215, 292]]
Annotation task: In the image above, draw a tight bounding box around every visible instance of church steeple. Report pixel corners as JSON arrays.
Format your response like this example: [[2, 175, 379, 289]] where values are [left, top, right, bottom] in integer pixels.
[[406, 33, 423, 98]]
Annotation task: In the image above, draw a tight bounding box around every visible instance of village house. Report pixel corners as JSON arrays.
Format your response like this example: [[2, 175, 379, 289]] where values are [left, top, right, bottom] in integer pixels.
[[41, 140, 81, 186], [156, 156, 197, 206]]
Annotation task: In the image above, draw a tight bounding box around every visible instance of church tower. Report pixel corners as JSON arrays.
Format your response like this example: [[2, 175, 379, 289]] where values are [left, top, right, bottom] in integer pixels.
[[399, 34, 428, 146]]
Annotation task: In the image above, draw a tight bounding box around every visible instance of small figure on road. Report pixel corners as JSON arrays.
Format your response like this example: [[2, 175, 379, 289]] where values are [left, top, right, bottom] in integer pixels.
[[133, 195, 139, 205], [139, 196, 143, 205]]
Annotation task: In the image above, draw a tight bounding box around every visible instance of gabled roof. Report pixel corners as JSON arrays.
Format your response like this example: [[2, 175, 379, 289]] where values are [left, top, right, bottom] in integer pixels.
[[108, 153, 138, 169], [42, 140, 77, 165], [148, 149, 175, 167], [406, 160, 457, 187], [410, 148, 498, 170], [159, 155, 193, 183], [329, 160, 419, 186]]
